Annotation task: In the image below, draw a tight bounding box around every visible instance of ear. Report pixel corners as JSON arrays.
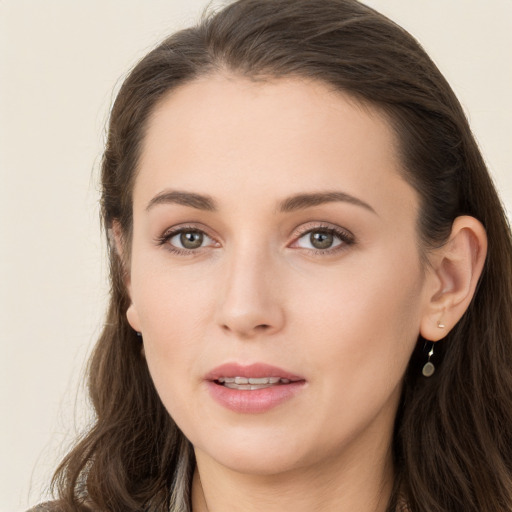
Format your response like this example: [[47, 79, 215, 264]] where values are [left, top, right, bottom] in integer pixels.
[[110, 220, 130, 287], [420, 216, 487, 341], [110, 221, 142, 333]]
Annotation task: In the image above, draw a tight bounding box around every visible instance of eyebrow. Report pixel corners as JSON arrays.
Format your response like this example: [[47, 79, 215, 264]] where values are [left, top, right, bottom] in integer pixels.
[[278, 191, 376, 215], [146, 190, 217, 212], [145, 189, 376, 215]]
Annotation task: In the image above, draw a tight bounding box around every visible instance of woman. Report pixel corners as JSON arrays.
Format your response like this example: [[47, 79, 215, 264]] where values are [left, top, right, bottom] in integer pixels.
[[32, 0, 512, 510]]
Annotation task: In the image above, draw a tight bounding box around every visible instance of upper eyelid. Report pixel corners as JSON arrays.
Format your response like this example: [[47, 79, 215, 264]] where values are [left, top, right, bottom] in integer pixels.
[[161, 223, 217, 239], [290, 222, 354, 239]]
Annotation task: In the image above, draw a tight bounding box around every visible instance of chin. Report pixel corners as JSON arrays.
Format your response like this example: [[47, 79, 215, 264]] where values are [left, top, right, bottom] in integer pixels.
[[206, 450, 308, 476], [192, 427, 320, 476]]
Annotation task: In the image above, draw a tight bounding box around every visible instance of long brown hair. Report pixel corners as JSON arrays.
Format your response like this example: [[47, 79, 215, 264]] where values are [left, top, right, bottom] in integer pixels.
[[52, 1, 512, 510]]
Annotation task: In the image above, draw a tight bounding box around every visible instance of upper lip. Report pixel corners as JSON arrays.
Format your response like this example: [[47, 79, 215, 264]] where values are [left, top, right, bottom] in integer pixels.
[[205, 362, 305, 382]]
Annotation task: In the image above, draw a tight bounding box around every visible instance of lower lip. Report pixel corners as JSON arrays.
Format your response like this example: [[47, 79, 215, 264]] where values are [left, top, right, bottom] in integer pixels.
[[205, 380, 305, 414]]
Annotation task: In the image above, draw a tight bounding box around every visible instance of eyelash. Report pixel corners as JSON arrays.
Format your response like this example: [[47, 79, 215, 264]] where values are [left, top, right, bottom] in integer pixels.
[[155, 223, 355, 256], [290, 223, 355, 256], [155, 224, 218, 256]]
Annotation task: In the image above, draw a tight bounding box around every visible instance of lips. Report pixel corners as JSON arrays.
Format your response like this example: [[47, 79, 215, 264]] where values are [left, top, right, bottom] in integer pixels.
[[204, 363, 306, 413]]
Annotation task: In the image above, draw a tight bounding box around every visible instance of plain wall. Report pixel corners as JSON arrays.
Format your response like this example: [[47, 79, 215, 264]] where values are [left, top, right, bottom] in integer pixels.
[[1, 1, 510, 510]]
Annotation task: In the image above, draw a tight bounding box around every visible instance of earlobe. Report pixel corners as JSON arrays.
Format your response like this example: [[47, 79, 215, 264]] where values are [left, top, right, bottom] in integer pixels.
[[420, 216, 487, 341], [127, 302, 142, 332]]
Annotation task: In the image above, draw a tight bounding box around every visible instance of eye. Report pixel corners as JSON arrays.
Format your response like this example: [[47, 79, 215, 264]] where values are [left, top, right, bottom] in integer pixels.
[[292, 225, 354, 253], [299, 230, 340, 250], [170, 230, 209, 250], [156, 226, 219, 254]]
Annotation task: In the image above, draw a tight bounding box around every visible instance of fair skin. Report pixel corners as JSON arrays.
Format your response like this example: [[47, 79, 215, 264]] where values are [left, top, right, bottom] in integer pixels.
[[121, 75, 487, 511]]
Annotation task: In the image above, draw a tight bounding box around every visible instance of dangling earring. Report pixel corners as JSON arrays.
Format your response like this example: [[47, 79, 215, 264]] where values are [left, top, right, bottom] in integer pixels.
[[136, 332, 145, 358], [422, 319, 445, 377], [422, 342, 436, 377]]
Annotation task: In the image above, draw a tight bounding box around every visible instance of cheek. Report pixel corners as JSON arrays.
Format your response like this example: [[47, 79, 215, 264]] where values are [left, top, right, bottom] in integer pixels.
[[293, 252, 424, 386], [129, 255, 219, 409], [130, 243, 216, 336], [137, 300, 204, 427], [282, 257, 424, 450], [135, 279, 210, 363]]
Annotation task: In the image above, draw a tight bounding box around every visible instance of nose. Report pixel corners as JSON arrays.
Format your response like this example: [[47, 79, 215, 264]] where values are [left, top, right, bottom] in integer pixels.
[[215, 246, 285, 339]]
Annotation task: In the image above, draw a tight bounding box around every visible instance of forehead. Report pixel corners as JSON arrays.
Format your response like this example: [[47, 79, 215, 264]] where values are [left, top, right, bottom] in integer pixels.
[[142, 74, 395, 162], [135, 74, 416, 218]]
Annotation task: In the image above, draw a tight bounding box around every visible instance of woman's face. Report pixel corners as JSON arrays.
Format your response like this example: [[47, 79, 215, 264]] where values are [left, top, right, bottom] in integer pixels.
[[126, 75, 433, 475]]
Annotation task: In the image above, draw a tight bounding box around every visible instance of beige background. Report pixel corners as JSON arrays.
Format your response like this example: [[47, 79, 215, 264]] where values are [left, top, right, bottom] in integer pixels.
[[1, 1, 510, 510]]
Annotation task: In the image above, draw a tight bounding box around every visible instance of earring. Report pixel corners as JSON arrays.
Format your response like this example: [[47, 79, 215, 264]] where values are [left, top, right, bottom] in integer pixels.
[[437, 320, 446, 329], [136, 332, 145, 357], [422, 342, 436, 377]]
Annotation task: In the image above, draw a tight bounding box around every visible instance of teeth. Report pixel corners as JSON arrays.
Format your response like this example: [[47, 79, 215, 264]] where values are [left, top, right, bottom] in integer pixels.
[[224, 383, 273, 390], [217, 376, 293, 389], [248, 377, 271, 384]]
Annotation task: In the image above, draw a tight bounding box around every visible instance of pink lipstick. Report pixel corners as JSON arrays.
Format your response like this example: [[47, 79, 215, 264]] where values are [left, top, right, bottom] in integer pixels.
[[204, 363, 306, 414]]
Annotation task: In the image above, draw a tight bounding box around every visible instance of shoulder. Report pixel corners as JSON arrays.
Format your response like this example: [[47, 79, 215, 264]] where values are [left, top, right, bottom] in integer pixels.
[[26, 502, 64, 512], [26, 500, 96, 512]]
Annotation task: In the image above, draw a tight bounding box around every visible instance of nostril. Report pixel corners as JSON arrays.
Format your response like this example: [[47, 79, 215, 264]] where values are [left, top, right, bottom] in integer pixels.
[[221, 323, 271, 335]]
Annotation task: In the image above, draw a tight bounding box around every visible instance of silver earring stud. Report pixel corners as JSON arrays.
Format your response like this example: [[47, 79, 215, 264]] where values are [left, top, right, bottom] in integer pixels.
[[437, 321, 445, 329]]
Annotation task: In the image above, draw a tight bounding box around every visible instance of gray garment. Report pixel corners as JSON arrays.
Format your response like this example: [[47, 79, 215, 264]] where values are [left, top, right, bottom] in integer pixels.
[[26, 504, 62, 512]]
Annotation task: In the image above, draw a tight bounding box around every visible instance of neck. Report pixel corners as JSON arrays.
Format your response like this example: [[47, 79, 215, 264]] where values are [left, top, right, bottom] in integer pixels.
[[191, 441, 395, 512]]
